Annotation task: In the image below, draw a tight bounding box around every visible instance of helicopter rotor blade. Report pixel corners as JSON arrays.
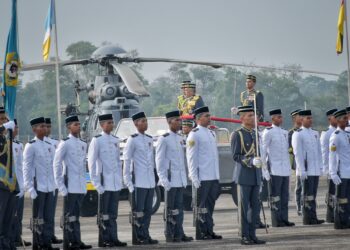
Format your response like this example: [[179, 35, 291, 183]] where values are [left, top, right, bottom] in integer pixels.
[[110, 61, 150, 97]]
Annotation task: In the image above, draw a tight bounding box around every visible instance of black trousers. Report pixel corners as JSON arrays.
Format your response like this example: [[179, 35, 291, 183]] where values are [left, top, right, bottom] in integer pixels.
[[270, 175, 289, 226], [49, 189, 58, 239], [101, 191, 120, 243], [65, 193, 84, 245], [0, 189, 16, 250], [11, 196, 24, 243], [134, 188, 154, 240], [326, 179, 336, 223], [33, 191, 55, 246], [165, 187, 185, 239], [239, 184, 259, 239], [334, 178, 350, 228], [302, 176, 319, 223], [295, 176, 302, 212], [198, 180, 220, 236]]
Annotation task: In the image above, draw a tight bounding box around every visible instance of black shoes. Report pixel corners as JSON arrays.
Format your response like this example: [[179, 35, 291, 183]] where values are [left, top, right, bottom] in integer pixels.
[[51, 236, 63, 244], [113, 239, 127, 247], [198, 233, 213, 240], [241, 237, 266, 245], [182, 235, 194, 242], [256, 221, 269, 229], [251, 237, 266, 244], [283, 220, 295, 227], [79, 242, 92, 249], [147, 237, 159, 244], [15, 239, 32, 247], [210, 232, 223, 240]]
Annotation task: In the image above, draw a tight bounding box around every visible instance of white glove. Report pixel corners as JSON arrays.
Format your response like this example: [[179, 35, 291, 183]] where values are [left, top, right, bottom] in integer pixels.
[[60, 186, 68, 197], [193, 180, 200, 189], [128, 185, 134, 193], [96, 186, 105, 195], [16, 189, 24, 198], [3, 121, 15, 130], [300, 171, 308, 181], [331, 175, 342, 185], [262, 169, 270, 181], [252, 157, 262, 168], [29, 188, 38, 199], [163, 182, 171, 192]]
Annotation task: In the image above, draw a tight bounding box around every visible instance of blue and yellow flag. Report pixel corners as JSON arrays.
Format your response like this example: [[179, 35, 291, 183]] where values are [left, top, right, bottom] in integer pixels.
[[336, 0, 345, 54], [43, 0, 55, 61], [3, 0, 20, 120]]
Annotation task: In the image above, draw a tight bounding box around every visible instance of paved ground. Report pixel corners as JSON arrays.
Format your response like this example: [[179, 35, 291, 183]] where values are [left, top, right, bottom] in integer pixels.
[[20, 176, 350, 249]]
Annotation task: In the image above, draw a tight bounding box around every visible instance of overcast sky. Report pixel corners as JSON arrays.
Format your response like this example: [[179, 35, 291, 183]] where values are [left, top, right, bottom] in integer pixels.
[[0, 0, 347, 82]]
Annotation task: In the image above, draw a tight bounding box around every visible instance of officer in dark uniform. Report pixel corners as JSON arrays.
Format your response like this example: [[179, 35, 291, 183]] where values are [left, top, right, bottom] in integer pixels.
[[231, 106, 266, 245], [0, 108, 16, 250], [177, 81, 205, 115], [288, 109, 302, 215], [240, 75, 264, 121]]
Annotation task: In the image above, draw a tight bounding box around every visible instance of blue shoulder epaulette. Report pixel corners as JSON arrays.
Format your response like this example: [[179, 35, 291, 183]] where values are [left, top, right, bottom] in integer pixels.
[[163, 133, 170, 137], [266, 127, 273, 130], [335, 130, 340, 134], [63, 137, 70, 141], [94, 134, 102, 138], [45, 141, 51, 145], [111, 134, 118, 138], [131, 133, 138, 138], [192, 128, 199, 132], [29, 140, 36, 144], [80, 139, 86, 143], [145, 134, 152, 138], [296, 128, 302, 132]]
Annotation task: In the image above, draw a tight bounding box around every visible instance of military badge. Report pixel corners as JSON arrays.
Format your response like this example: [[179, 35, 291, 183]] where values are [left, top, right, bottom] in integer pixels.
[[330, 145, 337, 152], [188, 140, 195, 147]]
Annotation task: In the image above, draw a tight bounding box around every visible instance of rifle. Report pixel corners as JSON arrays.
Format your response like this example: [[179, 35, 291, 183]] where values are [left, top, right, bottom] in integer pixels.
[[97, 175, 105, 247]]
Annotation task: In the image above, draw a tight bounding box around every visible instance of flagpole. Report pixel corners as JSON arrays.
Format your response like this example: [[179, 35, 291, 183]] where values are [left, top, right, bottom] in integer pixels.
[[53, 0, 62, 139], [344, 0, 350, 105]]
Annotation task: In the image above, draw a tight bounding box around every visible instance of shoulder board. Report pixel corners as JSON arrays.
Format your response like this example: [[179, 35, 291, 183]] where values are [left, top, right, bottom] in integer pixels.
[[63, 137, 70, 141], [266, 127, 272, 130], [335, 131, 340, 134], [145, 134, 152, 138], [29, 140, 36, 144], [131, 133, 138, 138], [94, 134, 102, 138], [162, 133, 170, 137], [79, 139, 86, 143], [13, 139, 20, 144], [312, 129, 318, 132], [51, 138, 58, 141], [45, 141, 51, 145], [193, 95, 200, 100], [296, 129, 302, 132], [111, 134, 118, 139], [192, 128, 199, 132]]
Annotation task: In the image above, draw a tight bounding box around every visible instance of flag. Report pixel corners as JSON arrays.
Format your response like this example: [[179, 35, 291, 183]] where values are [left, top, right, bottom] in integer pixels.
[[3, 0, 20, 120], [337, 0, 345, 54], [43, 0, 55, 61]]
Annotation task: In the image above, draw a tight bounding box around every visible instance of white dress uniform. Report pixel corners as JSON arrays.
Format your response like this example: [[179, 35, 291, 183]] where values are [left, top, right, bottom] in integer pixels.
[[23, 136, 56, 193], [186, 125, 220, 183], [13, 140, 24, 193], [53, 134, 87, 194], [329, 128, 350, 179], [156, 130, 187, 188], [320, 126, 337, 175], [292, 127, 322, 177], [261, 125, 291, 176], [123, 133, 155, 189], [88, 132, 123, 191]]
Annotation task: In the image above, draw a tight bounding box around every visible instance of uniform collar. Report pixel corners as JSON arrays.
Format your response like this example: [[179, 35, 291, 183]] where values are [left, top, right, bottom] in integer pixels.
[[34, 136, 44, 142], [68, 133, 79, 140], [272, 124, 280, 129], [301, 126, 312, 131], [241, 126, 253, 132], [101, 131, 111, 137], [168, 130, 178, 135], [197, 125, 208, 130]]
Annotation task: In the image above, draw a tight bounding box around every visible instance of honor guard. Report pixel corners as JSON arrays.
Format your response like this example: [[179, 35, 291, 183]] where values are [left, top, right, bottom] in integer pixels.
[[177, 81, 205, 115], [53, 115, 92, 250], [240, 75, 264, 121], [11, 119, 31, 247], [292, 110, 325, 225], [186, 106, 222, 240], [288, 109, 303, 215], [23, 117, 58, 250], [262, 109, 295, 227], [123, 112, 159, 245], [88, 114, 127, 248], [156, 110, 193, 243], [329, 109, 350, 229], [181, 120, 193, 140], [44, 118, 63, 245], [231, 106, 266, 245], [320, 109, 338, 223]]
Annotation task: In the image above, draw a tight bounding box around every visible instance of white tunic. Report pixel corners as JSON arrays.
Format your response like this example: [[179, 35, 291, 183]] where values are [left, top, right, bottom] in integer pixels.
[[320, 125, 336, 175], [13, 140, 24, 191], [329, 128, 350, 178], [186, 125, 220, 183], [156, 130, 187, 188], [54, 134, 87, 194], [88, 132, 123, 191], [123, 132, 156, 189]]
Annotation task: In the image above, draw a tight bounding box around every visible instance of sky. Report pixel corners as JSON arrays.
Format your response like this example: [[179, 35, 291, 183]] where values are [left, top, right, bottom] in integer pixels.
[[0, 0, 347, 82]]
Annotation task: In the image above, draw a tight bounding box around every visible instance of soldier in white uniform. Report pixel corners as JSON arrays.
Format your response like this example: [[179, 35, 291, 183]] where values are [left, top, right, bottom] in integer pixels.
[[186, 106, 222, 240], [346, 107, 350, 132], [44, 117, 62, 245], [292, 110, 325, 225], [88, 114, 127, 247], [23, 117, 58, 250], [262, 109, 295, 227], [53, 115, 92, 250], [320, 109, 338, 223], [123, 112, 158, 245], [11, 119, 31, 247], [329, 109, 350, 229], [156, 110, 193, 243]]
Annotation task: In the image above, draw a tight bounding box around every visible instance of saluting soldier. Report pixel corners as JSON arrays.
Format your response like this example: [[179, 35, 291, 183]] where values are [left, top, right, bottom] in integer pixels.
[[53, 115, 92, 250], [292, 110, 324, 225], [231, 106, 266, 245], [156, 110, 193, 243], [186, 106, 222, 240], [88, 114, 127, 247], [240, 75, 264, 121], [123, 112, 159, 245], [261, 109, 295, 227], [288, 109, 302, 215], [23, 117, 58, 250], [320, 109, 338, 223], [177, 81, 205, 115], [44, 118, 63, 245], [329, 109, 350, 229]]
